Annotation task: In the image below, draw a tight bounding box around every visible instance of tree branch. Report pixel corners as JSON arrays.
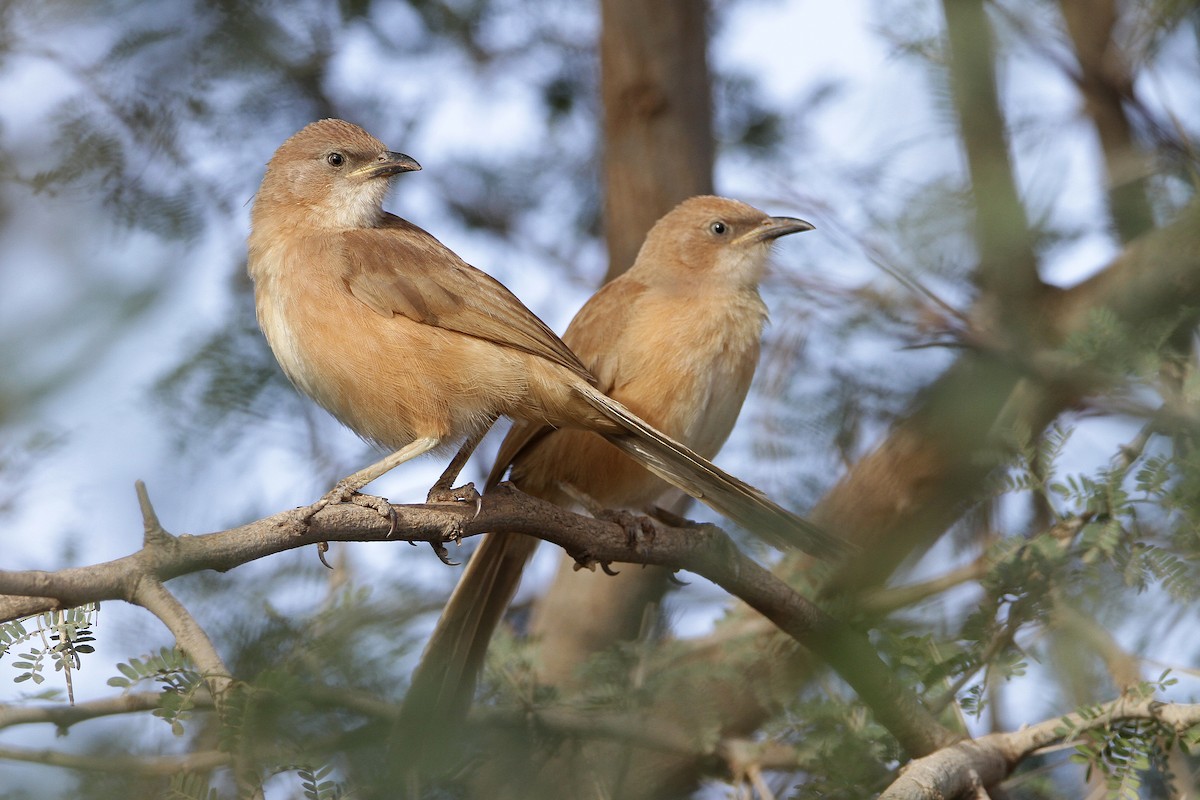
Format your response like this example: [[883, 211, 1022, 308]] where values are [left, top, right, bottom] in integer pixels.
[[812, 193, 1200, 591], [0, 488, 463, 621], [0, 744, 229, 775], [940, 0, 1041, 313], [0, 691, 212, 732], [0, 482, 947, 756], [1057, 0, 1155, 242], [129, 578, 234, 705], [858, 555, 990, 615], [879, 697, 1200, 799]]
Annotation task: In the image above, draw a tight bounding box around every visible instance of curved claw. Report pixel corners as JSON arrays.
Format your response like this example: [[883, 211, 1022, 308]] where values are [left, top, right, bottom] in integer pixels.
[[667, 570, 690, 586], [429, 541, 460, 566], [317, 541, 334, 570], [600, 561, 620, 577]]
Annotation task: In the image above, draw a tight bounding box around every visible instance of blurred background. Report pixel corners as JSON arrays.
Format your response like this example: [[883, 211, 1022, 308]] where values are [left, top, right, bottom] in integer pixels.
[[1, 0, 1198, 797]]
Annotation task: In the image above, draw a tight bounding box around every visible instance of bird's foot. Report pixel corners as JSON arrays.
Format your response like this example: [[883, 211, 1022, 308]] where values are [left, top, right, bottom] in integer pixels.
[[426, 482, 482, 518], [306, 483, 398, 537], [424, 483, 476, 565], [598, 508, 658, 550]]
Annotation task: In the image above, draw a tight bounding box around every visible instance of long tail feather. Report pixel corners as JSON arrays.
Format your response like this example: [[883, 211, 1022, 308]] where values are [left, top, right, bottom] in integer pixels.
[[400, 532, 538, 726], [577, 385, 846, 558]]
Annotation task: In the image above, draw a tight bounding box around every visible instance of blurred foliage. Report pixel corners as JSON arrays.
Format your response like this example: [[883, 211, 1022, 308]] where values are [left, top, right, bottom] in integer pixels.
[[0, 0, 1199, 797]]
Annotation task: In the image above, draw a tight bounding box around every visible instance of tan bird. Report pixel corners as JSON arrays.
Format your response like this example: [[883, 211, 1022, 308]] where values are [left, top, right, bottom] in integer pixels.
[[248, 119, 838, 559], [402, 194, 815, 726]]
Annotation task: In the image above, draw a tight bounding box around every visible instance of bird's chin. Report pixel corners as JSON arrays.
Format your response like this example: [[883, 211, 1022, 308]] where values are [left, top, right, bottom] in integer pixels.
[[324, 183, 389, 228]]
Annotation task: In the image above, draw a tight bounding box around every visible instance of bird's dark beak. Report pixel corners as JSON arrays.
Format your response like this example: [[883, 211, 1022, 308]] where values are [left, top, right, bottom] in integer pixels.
[[739, 216, 815, 244], [354, 151, 422, 179]]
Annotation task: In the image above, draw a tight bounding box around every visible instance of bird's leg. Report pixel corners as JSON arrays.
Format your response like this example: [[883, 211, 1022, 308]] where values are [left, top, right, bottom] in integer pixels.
[[555, 481, 605, 516], [308, 437, 442, 530], [557, 481, 656, 543], [423, 417, 497, 565], [646, 503, 699, 529], [554, 481, 657, 571], [425, 416, 497, 512]]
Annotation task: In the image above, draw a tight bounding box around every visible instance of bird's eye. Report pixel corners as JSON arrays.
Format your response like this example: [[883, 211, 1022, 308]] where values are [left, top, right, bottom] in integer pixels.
[[710, 220, 728, 235], [326, 152, 345, 167]]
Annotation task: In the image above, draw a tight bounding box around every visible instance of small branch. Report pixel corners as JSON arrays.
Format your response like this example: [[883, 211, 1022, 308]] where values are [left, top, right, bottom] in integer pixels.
[[926, 617, 1019, 717], [1056, 0, 1155, 242], [940, 0, 1041, 310], [0, 492, 470, 621], [307, 680, 726, 759], [0, 744, 229, 775], [1050, 600, 1141, 689], [858, 555, 990, 615], [0, 691, 212, 732], [128, 579, 235, 705], [477, 705, 701, 756], [317, 682, 805, 774], [879, 697, 1200, 799], [232, 679, 703, 757], [1111, 419, 1157, 475], [720, 738, 805, 775]]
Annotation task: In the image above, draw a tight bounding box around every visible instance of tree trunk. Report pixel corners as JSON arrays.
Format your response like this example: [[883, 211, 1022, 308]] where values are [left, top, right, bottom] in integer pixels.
[[528, 0, 716, 689]]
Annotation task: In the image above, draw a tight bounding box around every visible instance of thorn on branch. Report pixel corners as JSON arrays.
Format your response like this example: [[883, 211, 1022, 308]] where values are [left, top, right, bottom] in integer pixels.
[[135, 481, 174, 548]]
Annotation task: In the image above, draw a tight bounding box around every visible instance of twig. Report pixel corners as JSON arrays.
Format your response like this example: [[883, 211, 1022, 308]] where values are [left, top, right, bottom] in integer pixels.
[[879, 697, 1200, 799], [0, 744, 229, 775], [858, 555, 990, 615], [128, 579, 234, 705], [0, 691, 212, 732]]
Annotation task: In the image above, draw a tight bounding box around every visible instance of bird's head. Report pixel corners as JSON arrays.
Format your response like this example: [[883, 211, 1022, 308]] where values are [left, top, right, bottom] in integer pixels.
[[254, 119, 421, 230], [636, 195, 814, 289]]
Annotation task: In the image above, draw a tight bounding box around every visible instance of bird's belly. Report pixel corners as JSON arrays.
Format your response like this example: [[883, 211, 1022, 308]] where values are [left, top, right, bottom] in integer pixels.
[[673, 350, 755, 457], [255, 280, 529, 451]]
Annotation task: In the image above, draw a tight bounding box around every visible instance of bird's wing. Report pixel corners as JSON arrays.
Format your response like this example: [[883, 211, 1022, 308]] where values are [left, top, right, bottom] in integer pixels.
[[486, 277, 648, 487], [340, 214, 592, 382], [560, 276, 647, 392]]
